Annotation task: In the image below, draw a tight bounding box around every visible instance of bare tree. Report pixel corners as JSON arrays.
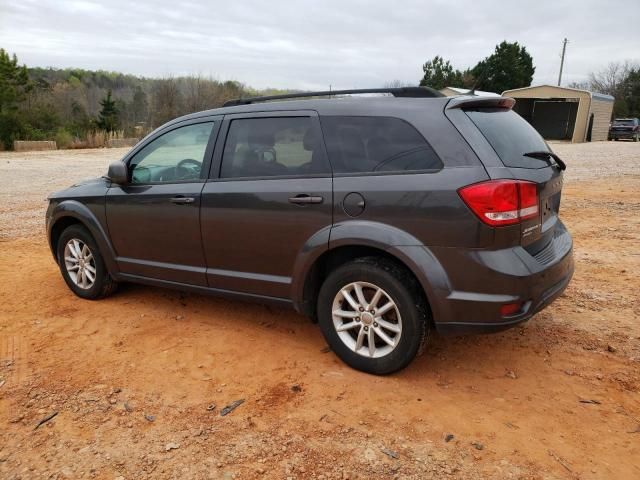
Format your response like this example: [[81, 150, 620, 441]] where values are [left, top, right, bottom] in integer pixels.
[[567, 81, 590, 90], [588, 61, 634, 96], [151, 77, 181, 127], [384, 80, 416, 88], [183, 75, 205, 113]]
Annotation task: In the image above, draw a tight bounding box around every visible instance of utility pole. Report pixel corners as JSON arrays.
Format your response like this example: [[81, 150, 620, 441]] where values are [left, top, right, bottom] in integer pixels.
[[558, 38, 568, 86]]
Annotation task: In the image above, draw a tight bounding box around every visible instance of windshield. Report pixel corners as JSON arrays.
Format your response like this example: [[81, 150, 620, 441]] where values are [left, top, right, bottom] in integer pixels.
[[613, 119, 636, 126], [466, 109, 550, 169]]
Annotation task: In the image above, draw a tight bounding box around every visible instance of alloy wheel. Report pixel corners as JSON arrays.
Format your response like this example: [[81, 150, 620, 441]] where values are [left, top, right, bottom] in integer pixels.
[[63, 238, 96, 290], [331, 281, 402, 358]]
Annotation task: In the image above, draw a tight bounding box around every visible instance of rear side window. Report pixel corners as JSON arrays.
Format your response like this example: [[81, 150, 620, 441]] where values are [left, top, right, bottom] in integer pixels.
[[466, 109, 550, 169], [220, 117, 328, 179], [320, 116, 443, 174]]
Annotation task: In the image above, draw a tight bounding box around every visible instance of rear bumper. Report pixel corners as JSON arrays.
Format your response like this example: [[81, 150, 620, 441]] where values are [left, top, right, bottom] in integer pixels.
[[609, 131, 637, 139], [428, 221, 574, 336]]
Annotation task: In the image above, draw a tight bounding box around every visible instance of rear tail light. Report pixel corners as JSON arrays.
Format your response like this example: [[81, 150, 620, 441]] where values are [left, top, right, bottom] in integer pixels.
[[458, 180, 539, 227]]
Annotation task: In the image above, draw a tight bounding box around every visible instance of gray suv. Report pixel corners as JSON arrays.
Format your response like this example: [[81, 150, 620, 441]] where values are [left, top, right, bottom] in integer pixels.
[[46, 87, 574, 374]]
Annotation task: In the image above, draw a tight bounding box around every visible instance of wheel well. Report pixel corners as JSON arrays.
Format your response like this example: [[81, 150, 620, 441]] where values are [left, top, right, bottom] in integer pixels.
[[302, 245, 431, 322], [50, 217, 83, 261]]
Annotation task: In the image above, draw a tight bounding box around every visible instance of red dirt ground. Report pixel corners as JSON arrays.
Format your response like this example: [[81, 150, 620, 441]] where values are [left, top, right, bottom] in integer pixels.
[[0, 175, 639, 479]]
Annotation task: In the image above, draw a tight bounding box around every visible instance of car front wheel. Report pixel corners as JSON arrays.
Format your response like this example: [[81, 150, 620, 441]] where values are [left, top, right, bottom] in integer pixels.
[[56, 224, 117, 300], [317, 257, 429, 374]]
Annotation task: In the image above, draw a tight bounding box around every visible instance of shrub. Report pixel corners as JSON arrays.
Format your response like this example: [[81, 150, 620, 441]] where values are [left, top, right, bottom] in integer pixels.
[[55, 128, 73, 149]]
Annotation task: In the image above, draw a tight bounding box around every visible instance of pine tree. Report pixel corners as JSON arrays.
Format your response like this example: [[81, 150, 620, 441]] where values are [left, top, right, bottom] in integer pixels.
[[471, 41, 535, 94], [419, 56, 463, 90], [96, 90, 119, 132], [0, 49, 32, 148]]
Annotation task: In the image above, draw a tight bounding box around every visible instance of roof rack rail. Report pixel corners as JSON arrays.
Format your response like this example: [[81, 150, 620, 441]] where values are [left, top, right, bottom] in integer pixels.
[[223, 87, 443, 107]]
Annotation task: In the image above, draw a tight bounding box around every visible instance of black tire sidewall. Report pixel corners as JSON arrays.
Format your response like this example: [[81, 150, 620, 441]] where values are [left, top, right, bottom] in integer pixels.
[[57, 225, 108, 300], [317, 260, 426, 375]]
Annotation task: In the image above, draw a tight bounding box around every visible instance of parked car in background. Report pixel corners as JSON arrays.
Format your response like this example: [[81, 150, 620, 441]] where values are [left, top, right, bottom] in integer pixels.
[[609, 118, 639, 141], [46, 87, 574, 374]]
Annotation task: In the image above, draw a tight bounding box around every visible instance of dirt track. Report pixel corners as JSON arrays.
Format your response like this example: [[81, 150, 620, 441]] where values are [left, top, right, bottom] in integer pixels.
[[0, 143, 639, 479]]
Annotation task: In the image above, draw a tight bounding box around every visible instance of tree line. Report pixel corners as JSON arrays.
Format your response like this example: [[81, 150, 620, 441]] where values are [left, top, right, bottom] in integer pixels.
[[417, 40, 639, 119], [418, 41, 535, 94], [0, 48, 289, 150]]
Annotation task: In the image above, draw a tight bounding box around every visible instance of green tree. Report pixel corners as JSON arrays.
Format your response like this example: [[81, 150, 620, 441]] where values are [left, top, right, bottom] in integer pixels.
[[419, 55, 463, 90], [471, 41, 535, 94], [619, 68, 640, 118], [0, 49, 31, 149], [96, 89, 119, 132]]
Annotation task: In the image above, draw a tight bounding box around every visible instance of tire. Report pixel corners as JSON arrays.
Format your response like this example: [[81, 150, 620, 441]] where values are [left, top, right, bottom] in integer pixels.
[[634, 134, 639, 142], [317, 257, 430, 375], [56, 224, 117, 300]]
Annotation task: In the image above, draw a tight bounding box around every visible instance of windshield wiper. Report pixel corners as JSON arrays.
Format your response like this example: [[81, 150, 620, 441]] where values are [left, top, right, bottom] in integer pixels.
[[523, 151, 566, 171]]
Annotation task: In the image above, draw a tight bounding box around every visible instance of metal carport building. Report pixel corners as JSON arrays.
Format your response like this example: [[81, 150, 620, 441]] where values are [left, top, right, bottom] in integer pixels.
[[502, 85, 614, 143]]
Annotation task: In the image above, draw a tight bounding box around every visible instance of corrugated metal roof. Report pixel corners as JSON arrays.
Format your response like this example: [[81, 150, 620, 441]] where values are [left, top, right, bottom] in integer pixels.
[[503, 84, 614, 102], [591, 92, 615, 102]]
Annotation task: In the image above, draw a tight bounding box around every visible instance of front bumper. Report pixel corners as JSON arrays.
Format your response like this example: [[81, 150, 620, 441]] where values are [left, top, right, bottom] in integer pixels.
[[430, 221, 574, 336]]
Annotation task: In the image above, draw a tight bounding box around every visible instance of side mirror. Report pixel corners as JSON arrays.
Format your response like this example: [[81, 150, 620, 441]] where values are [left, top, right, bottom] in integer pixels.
[[107, 161, 128, 185]]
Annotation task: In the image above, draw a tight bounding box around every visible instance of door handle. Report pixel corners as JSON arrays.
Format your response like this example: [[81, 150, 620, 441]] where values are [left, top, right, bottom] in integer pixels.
[[288, 194, 324, 205], [170, 196, 195, 205]]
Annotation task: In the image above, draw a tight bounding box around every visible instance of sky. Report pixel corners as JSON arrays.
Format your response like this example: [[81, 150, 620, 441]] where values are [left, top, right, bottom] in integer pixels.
[[1, 0, 638, 91]]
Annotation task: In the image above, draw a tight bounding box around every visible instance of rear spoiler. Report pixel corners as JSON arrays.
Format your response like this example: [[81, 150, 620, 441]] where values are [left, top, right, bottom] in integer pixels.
[[446, 96, 515, 110]]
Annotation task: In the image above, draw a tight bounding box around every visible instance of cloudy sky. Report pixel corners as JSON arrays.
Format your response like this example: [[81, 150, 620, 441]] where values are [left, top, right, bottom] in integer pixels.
[[1, 0, 638, 90]]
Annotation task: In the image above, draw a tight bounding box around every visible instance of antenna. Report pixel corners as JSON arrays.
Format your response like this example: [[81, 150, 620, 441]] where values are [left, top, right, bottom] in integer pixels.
[[558, 38, 568, 86]]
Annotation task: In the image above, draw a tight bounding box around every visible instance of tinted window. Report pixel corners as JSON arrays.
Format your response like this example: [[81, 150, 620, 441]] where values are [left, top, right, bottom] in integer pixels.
[[220, 117, 327, 178], [466, 109, 551, 169], [613, 119, 636, 126], [129, 122, 214, 183], [320, 116, 442, 174]]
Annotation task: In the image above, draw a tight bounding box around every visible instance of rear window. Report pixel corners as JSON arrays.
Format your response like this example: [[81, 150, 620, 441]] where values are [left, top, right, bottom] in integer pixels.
[[613, 119, 636, 126], [320, 116, 443, 174], [466, 109, 551, 169]]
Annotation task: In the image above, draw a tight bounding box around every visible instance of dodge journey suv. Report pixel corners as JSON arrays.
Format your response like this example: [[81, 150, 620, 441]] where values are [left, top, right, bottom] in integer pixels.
[[46, 87, 574, 374]]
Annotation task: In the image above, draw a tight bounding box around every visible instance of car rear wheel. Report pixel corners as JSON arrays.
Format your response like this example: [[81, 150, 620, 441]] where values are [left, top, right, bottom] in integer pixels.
[[57, 225, 117, 300], [317, 257, 429, 374]]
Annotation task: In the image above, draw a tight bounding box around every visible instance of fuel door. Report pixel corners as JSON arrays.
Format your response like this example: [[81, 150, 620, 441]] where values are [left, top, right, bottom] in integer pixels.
[[342, 192, 366, 217]]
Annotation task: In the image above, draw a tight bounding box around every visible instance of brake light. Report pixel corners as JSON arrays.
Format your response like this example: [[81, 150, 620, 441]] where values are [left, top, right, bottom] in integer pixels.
[[458, 180, 539, 227]]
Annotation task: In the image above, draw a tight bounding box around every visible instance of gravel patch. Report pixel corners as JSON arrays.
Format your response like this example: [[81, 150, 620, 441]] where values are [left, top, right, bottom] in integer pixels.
[[0, 148, 128, 240], [551, 141, 640, 182], [0, 142, 638, 240]]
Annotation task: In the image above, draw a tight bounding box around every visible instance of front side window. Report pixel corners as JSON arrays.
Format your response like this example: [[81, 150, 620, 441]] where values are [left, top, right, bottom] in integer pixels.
[[129, 122, 214, 183], [320, 116, 443, 174], [220, 117, 328, 179]]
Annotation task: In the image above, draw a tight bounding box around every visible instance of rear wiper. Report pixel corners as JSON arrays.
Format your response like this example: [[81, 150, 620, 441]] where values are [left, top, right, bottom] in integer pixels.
[[523, 151, 566, 171]]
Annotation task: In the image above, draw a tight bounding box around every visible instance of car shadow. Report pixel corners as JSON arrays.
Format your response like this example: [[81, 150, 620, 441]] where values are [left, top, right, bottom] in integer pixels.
[[110, 282, 569, 381]]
